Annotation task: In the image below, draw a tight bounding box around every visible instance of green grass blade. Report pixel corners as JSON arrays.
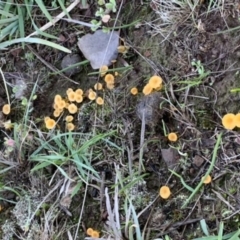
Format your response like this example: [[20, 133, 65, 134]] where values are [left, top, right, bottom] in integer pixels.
[[25, 0, 58, 40], [228, 230, 240, 240], [17, 5, 25, 47], [57, 0, 70, 18], [0, 16, 18, 25], [35, 0, 53, 23], [2, 1, 13, 20], [200, 219, 209, 236], [218, 222, 223, 240], [0, 37, 71, 53], [182, 132, 222, 209], [0, 20, 18, 37], [0, 9, 14, 18]]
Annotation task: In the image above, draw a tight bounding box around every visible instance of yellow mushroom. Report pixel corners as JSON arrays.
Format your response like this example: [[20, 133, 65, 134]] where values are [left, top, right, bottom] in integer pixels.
[[58, 100, 66, 109], [168, 132, 178, 142], [65, 115, 74, 122], [66, 88, 73, 95], [148, 76, 163, 89], [66, 122, 75, 131], [86, 228, 94, 236], [75, 88, 83, 95], [222, 113, 236, 130], [235, 113, 240, 128], [91, 230, 100, 238], [53, 109, 61, 118], [106, 83, 115, 90], [130, 87, 138, 95], [54, 94, 62, 104], [100, 65, 108, 77], [202, 175, 212, 184], [75, 94, 83, 103], [2, 104, 11, 115], [94, 83, 103, 91], [68, 103, 78, 114], [88, 90, 97, 100], [142, 84, 153, 95], [45, 118, 56, 129], [96, 97, 104, 105], [104, 74, 115, 84], [159, 186, 171, 199], [67, 91, 76, 102]]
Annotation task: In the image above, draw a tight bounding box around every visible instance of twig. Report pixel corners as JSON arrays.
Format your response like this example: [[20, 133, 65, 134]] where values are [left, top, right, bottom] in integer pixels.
[[26, 0, 80, 38], [0, 67, 10, 105]]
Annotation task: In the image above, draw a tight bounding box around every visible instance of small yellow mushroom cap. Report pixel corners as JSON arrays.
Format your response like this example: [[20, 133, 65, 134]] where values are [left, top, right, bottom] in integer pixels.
[[88, 90, 97, 100], [54, 94, 62, 104], [66, 88, 73, 95], [222, 113, 236, 130], [75, 89, 83, 95], [67, 91, 76, 102], [106, 83, 115, 90], [58, 100, 66, 109], [53, 109, 61, 118], [68, 103, 78, 114], [159, 186, 171, 199], [53, 103, 59, 110], [96, 97, 104, 105], [94, 83, 103, 91], [168, 132, 178, 142], [44, 117, 50, 123], [2, 104, 11, 115], [75, 94, 83, 103], [202, 175, 212, 184], [100, 65, 108, 77], [104, 74, 115, 84], [142, 84, 153, 95], [235, 113, 240, 128], [91, 230, 100, 238], [65, 115, 74, 122], [66, 122, 75, 131], [45, 118, 56, 129], [130, 87, 138, 95], [86, 228, 94, 236], [118, 45, 127, 53], [149, 76, 163, 89]]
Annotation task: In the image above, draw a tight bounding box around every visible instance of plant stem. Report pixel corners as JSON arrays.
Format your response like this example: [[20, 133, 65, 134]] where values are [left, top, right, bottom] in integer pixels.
[[181, 132, 222, 209]]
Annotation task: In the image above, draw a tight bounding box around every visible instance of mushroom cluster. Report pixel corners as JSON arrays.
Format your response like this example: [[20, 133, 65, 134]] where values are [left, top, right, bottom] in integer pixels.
[[86, 228, 100, 238], [44, 80, 108, 131], [130, 75, 163, 96]]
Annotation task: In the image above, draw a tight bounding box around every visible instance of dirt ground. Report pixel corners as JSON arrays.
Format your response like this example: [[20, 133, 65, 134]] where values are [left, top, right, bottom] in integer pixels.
[[1, 1, 240, 239]]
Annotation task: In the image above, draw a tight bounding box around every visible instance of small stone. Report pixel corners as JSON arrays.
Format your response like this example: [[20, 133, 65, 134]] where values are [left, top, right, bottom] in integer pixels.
[[161, 148, 179, 170], [61, 54, 82, 76]]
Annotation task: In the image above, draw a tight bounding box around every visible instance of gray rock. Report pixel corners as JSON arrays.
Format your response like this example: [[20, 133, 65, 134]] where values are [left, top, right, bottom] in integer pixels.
[[61, 54, 82, 76], [78, 30, 119, 69]]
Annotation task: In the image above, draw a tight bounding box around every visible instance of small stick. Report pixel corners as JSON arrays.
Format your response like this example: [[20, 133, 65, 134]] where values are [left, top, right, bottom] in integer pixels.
[[26, 0, 80, 38]]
